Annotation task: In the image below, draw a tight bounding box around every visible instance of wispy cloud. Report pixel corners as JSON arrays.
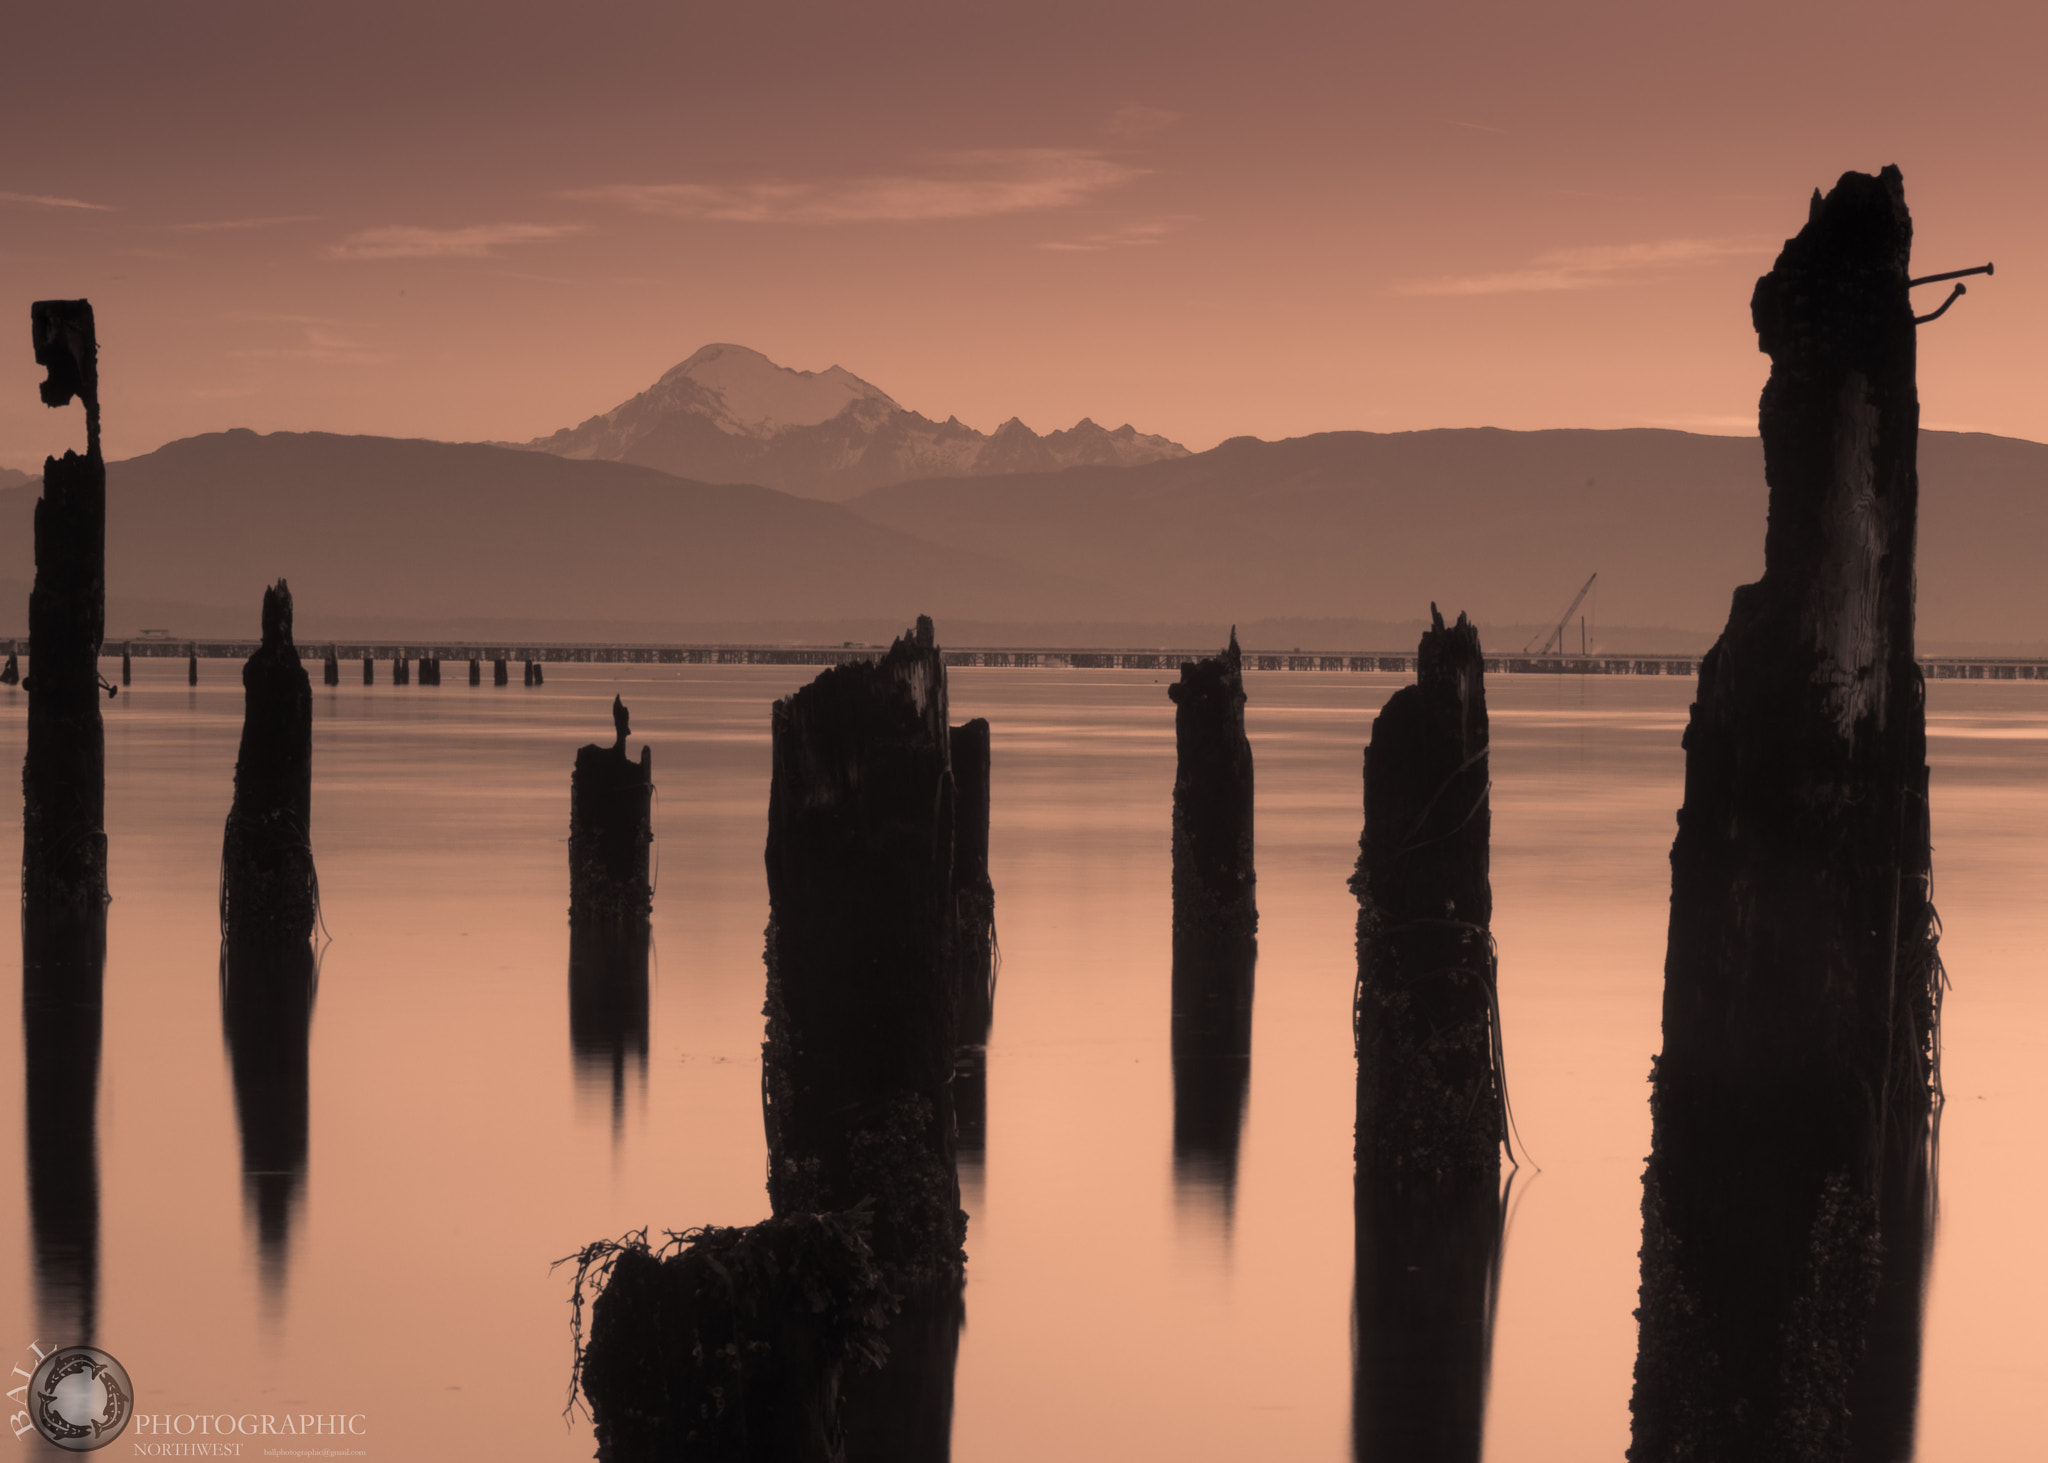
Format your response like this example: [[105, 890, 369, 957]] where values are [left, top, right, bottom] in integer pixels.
[[0, 190, 113, 211], [1038, 219, 1181, 253], [234, 322, 392, 366], [164, 214, 319, 233], [566, 149, 1140, 224], [1400, 237, 1762, 297], [324, 222, 584, 260], [1106, 104, 1181, 139]]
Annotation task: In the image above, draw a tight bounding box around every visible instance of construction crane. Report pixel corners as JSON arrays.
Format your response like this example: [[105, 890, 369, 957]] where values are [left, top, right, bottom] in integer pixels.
[[1523, 573, 1598, 655]]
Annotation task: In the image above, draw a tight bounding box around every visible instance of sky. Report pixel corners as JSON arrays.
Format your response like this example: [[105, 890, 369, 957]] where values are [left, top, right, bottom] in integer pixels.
[[3, 0, 2044, 468]]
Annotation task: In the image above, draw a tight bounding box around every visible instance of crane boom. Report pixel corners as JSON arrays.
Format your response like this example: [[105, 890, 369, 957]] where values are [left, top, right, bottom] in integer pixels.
[[1524, 572, 1598, 654]]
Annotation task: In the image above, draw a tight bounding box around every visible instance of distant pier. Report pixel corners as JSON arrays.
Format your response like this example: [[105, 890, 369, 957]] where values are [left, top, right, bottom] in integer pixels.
[[40, 639, 2048, 681]]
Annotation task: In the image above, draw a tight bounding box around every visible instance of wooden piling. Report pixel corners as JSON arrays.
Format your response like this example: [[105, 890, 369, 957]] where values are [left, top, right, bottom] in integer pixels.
[[1630, 166, 1940, 1461], [950, 718, 996, 1048], [120, 644, 130, 686], [764, 615, 965, 1297], [23, 300, 109, 916], [1169, 629, 1257, 956], [469, 658, 481, 685], [221, 581, 317, 948], [394, 655, 410, 686], [1352, 607, 1499, 1182], [568, 696, 653, 925], [362, 655, 374, 686], [188, 651, 198, 685], [494, 657, 509, 686], [523, 659, 534, 686], [323, 646, 339, 687], [532, 660, 545, 686]]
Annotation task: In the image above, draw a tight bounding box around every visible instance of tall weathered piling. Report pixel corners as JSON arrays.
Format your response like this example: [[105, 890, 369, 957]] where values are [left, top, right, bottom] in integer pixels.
[[1630, 167, 1941, 1462], [949, 718, 996, 1048], [569, 697, 654, 926], [24, 301, 109, 916], [1350, 607, 1503, 1462], [1352, 608, 1499, 1180], [764, 617, 964, 1295], [221, 582, 317, 947], [220, 938, 317, 1306]]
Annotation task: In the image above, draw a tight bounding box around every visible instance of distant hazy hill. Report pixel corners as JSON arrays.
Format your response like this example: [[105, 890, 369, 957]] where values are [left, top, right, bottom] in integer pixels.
[[0, 430, 1102, 634], [0, 466, 38, 493], [520, 343, 1189, 500], [843, 427, 2048, 650]]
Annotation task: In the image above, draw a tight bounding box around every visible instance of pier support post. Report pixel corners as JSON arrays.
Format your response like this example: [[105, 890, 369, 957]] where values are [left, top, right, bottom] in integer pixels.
[[221, 581, 317, 947], [569, 696, 653, 925], [1630, 167, 1940, 1461], [24, 300, 109, 915], [394, 655, 409, 686], [469, 658, 481, 686], [187, 651, 198, 685], [362, 655, 374, 686], [120, 644, 129, 686], [523, 659, 534, 686], [532, 659, 545, 686], [323, 646, 339, 687], [494, 657, 508, 686]]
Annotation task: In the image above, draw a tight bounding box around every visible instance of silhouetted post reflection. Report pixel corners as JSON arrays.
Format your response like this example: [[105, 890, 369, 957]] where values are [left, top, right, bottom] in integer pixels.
[[220, 939, 317, 1308], [24, 917, 106, 1345], [1631, 168, 1943, 1461], [1167, 631, 1258, 1227], [568, 920, 650, 1136], [1350, 608, 1505, 1461]]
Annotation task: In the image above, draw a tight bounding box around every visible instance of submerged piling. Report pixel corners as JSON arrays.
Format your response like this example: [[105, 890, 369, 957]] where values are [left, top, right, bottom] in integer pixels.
[[569, 696, 653, 925], [1630, 166, 1942, 1461], [24, 299, 109, 916], [220, 582, 317, 947]]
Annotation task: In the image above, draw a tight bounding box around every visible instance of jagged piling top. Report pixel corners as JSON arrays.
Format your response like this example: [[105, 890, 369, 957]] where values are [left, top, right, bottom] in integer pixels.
[[31, 300, 99, 455]]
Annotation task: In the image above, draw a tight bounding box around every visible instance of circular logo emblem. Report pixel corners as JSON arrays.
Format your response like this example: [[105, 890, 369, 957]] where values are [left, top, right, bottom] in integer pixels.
[[27, 1347, 133, 1452]]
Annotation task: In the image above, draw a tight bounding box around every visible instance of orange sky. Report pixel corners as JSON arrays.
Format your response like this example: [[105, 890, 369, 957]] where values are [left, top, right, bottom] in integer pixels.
[[3, 0, 2043, 469]]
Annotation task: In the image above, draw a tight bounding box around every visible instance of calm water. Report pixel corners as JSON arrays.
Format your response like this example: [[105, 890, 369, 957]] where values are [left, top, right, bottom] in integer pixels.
[[3, 662, 2044, 1460]]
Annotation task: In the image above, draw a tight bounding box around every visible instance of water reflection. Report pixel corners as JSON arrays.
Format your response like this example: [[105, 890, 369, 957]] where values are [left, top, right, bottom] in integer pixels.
[[1351, 1167, 1506, 1463], [567, 920, 650, 1136], [1849, 1114, 1938, 1462], [219, 936, 319, 1311], [1170, 939, 1255, 1232], [954, 1048, 987, 1211], [844, 1288, 966, 1463], [22, 906, 108, 1344]]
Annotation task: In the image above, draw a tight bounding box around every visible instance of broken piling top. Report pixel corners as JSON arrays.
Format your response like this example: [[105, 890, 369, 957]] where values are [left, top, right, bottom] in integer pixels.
[[764, 614, 962, 1293], [1750, 164, 1923, 711], [1167, 627, 1256, 945], [32, 300, 99, 457]]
